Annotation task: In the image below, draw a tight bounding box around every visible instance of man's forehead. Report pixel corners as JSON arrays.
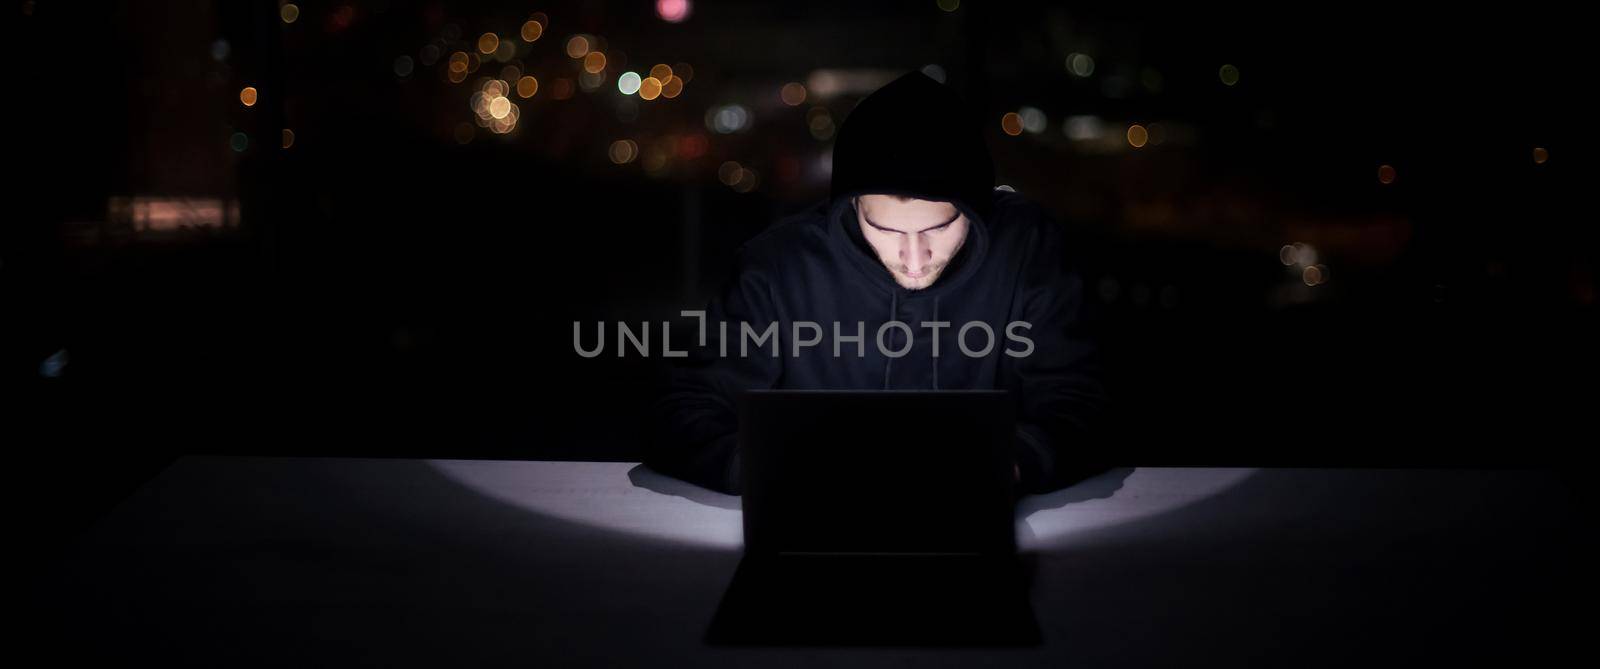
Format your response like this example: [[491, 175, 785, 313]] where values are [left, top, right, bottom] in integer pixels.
[[857, 195, 962, 228]]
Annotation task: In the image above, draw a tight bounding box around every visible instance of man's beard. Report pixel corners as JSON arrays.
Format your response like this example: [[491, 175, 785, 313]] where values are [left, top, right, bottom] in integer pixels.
[[889, 262, 948, 290]]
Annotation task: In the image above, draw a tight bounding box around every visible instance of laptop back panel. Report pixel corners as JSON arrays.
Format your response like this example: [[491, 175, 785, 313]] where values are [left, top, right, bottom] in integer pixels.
[[738, 390, 1017, 556]]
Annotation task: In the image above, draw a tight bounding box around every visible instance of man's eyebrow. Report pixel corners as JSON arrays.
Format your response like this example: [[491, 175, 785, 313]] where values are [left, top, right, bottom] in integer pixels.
[[863, 212, 961, 233]]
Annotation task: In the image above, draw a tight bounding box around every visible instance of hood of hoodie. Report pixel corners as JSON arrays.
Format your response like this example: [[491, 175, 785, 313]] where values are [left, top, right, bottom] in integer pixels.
[[826, 71, 997, 301]]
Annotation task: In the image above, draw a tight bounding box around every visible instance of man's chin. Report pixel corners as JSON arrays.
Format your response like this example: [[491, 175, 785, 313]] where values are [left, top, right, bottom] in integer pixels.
[[893, 271, 942, 290]]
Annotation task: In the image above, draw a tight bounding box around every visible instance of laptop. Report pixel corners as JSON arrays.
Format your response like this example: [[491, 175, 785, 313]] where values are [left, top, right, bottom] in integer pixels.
[[704, 389, 1041, 646]]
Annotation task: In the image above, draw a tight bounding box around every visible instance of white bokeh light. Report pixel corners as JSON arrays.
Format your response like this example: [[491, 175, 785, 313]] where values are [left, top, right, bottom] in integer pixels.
[[617, 71, 642, 95]]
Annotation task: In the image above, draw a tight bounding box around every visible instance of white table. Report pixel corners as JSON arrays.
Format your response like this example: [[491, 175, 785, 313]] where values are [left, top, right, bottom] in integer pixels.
[[39, 458, 1579, 666]]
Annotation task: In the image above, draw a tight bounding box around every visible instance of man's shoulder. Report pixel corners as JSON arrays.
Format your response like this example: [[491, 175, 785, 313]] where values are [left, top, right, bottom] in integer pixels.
[[736, 199, 832, 269], [986, 188, 1062, 248]]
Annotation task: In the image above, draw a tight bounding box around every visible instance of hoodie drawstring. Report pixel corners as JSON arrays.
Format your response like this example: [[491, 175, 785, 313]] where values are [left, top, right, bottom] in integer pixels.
[[881, 291, 941, 390], [882, 290, 897, 389], [932, 295, 941, 390]]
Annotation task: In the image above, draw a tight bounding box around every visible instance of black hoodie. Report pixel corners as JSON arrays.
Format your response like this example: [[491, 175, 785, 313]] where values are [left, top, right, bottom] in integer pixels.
[[647, 71, 1108, 495]]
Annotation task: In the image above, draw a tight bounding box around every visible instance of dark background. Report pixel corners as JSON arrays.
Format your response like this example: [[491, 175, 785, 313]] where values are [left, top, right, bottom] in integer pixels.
[[7, 1, 1589, 549]]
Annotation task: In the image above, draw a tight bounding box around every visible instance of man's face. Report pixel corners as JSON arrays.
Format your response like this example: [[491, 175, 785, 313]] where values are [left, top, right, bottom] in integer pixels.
[[854, 194, 970, 290]]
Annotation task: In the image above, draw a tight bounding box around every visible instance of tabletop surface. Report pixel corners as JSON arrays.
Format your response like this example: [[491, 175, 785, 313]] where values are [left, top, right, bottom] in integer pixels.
[[37, 457, 1580, 667]]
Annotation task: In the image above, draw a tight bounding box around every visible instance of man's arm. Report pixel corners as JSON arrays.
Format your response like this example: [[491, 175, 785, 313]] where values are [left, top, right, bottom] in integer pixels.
[[1009, 219, 1110, 494], [646, 251, 783, 495]]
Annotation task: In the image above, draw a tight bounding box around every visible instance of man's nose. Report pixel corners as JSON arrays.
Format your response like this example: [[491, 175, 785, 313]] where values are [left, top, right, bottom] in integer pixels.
[[899, 234, 932, 270]]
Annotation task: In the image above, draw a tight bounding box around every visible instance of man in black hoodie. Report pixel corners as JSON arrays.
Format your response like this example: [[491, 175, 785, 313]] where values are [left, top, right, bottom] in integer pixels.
[[648, 71, 1107, 495]]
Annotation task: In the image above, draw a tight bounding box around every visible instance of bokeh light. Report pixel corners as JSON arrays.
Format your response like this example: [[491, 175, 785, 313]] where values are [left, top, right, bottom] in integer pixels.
[[735, 168, 759, 192], [639, 76, 663, 100], [281, 128, 295, 149], [1219, 64, 1241, 86], [618, 72, 642, 95], [1378, 164, 1396, 184], [490, 103, 520, 134], [1286, 242, 1318, 266], [642, 146, 670, 173], [1064, 115, 1106, 141], [718, 161, 742, 184], [807, 107, 835, 141], [493, 39, 516, 63], [609, 139, 639, 164], [1533, 147, 1549, 164], [584, 51, 608, 74], [662, 76, 684, 98], [1066, 53, 1095, 78], [239, 86, 258, 107], [1001, 112, 1023, 136], [280, 3, 299, 24], [566, 35, 591, 59], [229, 132, 248, 153], [1019, 106, 1047, 134], [649, 64, 674, 82], [478, 33, 499, 56], [937, 0, 961, 12], [471, 79, 521, 134], [393, 55, 414, 78], [1127, 124, 1149, 148], [707, 104, 750, 133], [780, 82, 808, 106], [521, 20, 544, 42], [719, 160, 758, 192], [657, 0, 692, 23], [678, 133, 709, 159]]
